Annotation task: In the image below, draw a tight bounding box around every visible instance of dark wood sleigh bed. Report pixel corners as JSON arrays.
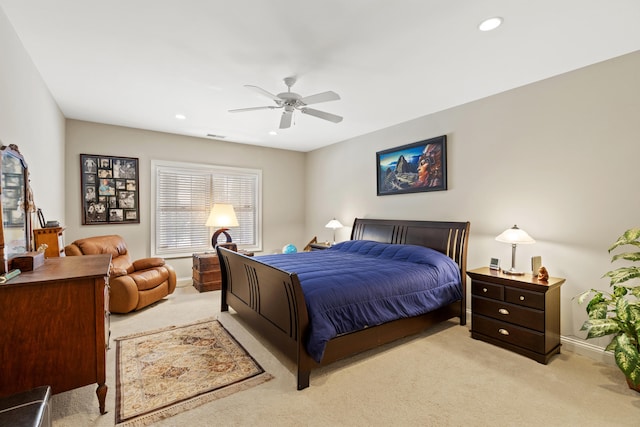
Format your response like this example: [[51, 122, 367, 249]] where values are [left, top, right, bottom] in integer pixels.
[[217, 218, 470, 390]]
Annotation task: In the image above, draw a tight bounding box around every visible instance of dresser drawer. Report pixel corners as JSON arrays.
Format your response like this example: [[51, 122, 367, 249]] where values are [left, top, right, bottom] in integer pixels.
[[472, 314, 545, 354], [471, 280, 503, 300], [505, 287, 545, 310], [472, 296, 544, 332]]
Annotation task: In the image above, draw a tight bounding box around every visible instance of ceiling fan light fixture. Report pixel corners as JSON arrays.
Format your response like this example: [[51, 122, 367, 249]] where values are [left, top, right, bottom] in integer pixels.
[[478, 16, 503, 32], [229, 77, 343, 129]]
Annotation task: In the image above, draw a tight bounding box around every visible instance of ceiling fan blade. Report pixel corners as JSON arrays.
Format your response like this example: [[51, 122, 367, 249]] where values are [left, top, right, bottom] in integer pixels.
[[300, 107, 343, 123], [228, 106, 278, 113], [280, 110, 293, 129], [300, 91, 340, 105], [245, 85, 281, 102]]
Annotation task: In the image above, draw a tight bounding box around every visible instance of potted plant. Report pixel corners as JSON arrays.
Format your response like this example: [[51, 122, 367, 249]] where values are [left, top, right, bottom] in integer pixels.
[[579, 228, 640, 391]]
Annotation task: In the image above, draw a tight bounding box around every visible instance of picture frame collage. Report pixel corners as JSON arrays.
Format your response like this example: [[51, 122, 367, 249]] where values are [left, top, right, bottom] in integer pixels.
[[80, 154, 139, 225]]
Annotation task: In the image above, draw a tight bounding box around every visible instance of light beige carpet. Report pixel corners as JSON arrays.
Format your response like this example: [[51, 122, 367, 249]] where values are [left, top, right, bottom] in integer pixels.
[[115, 318, 272, 426], [49, 284, 640, 426]]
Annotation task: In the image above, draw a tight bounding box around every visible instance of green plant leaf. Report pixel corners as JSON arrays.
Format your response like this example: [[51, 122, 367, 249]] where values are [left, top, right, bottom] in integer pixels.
[[576, 290, 594, 305], [627, 365, 640, 387], [604, 267, 640, 286], [613, 285, 628, 298], [605, 339, 618, 352], [585, 292, 608, 318], [631, 287, 640, 299], [587, 302, 609, 320], [581, 318, 620, 338], [611, 251, 640, 263], [613, 334, 640, 384], [616, 297, 630, 323], [608, 228, 640, 253]]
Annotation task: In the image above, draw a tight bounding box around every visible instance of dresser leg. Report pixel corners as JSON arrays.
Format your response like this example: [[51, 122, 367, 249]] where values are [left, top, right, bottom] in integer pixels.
[[96, 383, 108, 414]]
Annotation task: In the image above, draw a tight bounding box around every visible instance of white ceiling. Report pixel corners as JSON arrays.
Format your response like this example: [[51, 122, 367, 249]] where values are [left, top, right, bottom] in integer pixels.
[[1, 1, 639, 152]]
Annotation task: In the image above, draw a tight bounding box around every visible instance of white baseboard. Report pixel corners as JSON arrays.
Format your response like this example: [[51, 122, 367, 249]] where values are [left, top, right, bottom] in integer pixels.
[[561, 335, 615, 366]]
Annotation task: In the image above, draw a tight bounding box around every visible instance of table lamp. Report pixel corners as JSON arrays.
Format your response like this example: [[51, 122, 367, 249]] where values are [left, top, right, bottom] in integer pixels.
[[206, 203, 239, 250], [325, 218, 344, 245], [495, 224, 535, 275]]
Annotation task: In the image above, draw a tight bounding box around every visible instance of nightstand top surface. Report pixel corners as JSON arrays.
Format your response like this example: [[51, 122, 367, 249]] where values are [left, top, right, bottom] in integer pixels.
[[467, 266, 565, 288]]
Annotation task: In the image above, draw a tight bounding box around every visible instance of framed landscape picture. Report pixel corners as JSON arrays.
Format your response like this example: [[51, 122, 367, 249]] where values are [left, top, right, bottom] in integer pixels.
[[376, 135, 447, 196], [80, 154, 140, 224]]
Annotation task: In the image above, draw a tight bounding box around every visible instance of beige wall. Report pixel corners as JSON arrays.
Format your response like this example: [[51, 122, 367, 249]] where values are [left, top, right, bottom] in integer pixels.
[[0, 7, 65, 226], [305, 51, 640, 345], [65, 120, 306, 280]]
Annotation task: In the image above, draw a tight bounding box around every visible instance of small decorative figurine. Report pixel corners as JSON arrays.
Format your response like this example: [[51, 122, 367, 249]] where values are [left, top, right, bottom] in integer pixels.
[[537, 266, 549, 281]]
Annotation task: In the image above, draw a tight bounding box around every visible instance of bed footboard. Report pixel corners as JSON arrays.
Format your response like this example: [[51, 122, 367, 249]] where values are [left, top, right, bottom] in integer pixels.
[[217, 247, 314, 389]]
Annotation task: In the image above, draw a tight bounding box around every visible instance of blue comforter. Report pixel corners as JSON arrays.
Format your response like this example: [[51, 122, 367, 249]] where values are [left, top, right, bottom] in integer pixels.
[[256, 240, 462, 362]]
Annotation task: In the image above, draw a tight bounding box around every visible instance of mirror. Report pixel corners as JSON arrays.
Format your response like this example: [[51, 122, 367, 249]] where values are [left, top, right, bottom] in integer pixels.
[[1, 144, 32, 273]]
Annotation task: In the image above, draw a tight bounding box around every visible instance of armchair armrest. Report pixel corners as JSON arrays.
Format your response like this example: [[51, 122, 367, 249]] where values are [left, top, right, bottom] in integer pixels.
[[132, 257, 166, 271], [110, 266, 129, 277]]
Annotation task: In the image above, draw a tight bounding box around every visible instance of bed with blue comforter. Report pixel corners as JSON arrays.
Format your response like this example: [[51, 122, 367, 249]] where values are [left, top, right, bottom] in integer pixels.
[[256, 240, 462, 363], [217, 218, 470, 390]]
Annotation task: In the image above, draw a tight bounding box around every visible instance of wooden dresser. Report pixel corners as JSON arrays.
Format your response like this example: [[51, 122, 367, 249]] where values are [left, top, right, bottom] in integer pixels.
[[0, 254, 111, 414], [467, 267, 565, 364]]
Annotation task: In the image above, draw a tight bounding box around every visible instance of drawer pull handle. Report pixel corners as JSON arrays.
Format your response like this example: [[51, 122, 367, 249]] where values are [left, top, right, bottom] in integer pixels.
[[498, 308, 510, 315], [482, 288, 488, 293], [520, 296, 525, 301], [498, 328, 510, 336]]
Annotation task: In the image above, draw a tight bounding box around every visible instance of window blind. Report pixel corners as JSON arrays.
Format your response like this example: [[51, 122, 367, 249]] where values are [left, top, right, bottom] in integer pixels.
[[153, 161, 261, 257]]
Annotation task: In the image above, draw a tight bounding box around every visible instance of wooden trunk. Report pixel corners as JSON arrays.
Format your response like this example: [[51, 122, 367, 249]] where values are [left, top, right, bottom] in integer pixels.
[[192, 253, 221, 292]]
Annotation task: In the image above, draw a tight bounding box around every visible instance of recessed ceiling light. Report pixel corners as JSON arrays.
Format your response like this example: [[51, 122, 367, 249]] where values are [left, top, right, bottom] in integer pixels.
[[269, 131, 278, 136], [478, 17, 503, 32], [175, 114, 186, 120]]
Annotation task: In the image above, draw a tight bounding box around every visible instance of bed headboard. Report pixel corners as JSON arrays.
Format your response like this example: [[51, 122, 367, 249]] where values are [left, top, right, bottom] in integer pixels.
[[350, 218, 470, 278]]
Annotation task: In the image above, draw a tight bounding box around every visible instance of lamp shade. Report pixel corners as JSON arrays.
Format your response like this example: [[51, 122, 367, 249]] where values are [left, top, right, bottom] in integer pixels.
[[325, 219, 344, 230], [495, 225, 535, 244], [206, 203, 239, 228]]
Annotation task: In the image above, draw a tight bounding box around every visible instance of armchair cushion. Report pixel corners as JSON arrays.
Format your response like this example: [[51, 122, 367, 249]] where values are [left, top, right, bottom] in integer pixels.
[[64, 235, 176, 313]]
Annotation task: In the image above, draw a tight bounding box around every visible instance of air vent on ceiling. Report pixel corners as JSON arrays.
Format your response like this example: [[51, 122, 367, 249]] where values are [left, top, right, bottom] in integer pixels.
[[206, 134, 226, 139]]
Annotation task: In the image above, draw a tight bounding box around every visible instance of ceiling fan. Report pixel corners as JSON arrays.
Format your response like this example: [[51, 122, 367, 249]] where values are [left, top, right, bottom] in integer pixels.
[[229, 77, 343, 129]]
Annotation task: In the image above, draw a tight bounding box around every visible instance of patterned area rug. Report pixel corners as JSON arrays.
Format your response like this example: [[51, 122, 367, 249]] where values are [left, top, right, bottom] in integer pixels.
[[115, 318, 272, 426]]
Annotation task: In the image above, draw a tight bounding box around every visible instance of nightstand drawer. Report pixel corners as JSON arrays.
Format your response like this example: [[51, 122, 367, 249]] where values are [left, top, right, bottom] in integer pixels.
[[472, 296, 544, 332], [472, 314, 545, 354], [471, 280, 503, 300], [505, 287, 544, 310]]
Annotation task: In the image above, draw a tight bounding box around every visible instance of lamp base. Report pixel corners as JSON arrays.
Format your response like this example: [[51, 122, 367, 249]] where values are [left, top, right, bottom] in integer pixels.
[[212, 228, 235, 250], [503, 268, 525, 276]]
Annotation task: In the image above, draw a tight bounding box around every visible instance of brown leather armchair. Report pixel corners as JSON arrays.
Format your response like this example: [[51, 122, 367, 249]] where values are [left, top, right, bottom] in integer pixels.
[[64, 235, 177, 313]]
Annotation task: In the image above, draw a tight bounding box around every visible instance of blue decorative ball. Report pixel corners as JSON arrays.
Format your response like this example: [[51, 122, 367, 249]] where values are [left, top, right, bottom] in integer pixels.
[[282, 244, 297, 254]]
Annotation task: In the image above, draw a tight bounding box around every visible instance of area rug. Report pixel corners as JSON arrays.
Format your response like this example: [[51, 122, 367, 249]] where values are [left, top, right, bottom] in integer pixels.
[[115, 318, 272, 426]]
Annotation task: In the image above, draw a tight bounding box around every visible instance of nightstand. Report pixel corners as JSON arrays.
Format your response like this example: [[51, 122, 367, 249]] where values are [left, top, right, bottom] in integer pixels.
[[467, 267, 565, 364]]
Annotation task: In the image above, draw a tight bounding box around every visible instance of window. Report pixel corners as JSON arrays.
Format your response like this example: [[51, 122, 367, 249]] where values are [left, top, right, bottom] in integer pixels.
[[151, 160, 262, 257]]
